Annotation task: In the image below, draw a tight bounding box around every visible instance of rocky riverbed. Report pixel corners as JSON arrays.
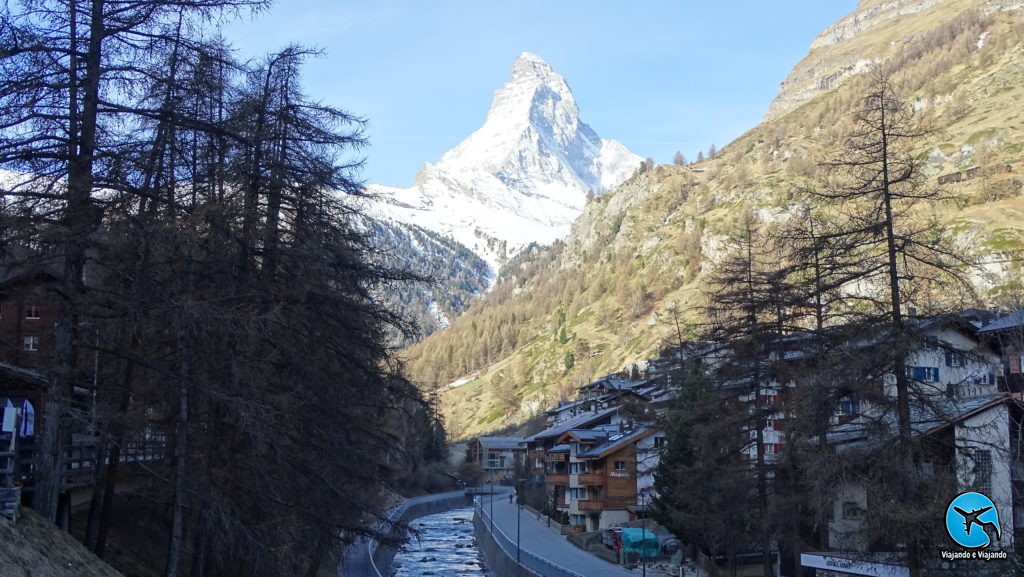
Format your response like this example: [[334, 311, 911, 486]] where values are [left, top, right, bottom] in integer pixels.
[[390, 507, 488, 577]]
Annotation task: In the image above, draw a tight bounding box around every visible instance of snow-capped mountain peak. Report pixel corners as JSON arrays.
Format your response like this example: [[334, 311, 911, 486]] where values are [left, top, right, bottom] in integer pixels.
[[368, 52, 641, 270]]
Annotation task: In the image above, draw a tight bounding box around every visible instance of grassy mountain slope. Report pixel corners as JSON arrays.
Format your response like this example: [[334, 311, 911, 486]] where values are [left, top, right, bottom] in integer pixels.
[[404, 0, 1024, 440]]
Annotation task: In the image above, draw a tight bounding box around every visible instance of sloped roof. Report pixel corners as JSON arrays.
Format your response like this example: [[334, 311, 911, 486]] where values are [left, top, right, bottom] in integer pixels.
[[577, 427, 655, 459], [526, 407, 619, 443], [977, 308, 1024, 334], [829, 393, 1016, 445], [476, 436, 525, 451]]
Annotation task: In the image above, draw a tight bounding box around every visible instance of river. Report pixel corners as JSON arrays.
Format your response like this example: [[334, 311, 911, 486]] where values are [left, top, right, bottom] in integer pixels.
[[389, 506, 489, 577]]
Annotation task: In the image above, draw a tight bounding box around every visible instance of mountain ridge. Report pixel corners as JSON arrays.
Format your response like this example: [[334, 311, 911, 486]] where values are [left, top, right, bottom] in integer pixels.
[[406, 0, 1024, 439], [368, 52, 642, 270]]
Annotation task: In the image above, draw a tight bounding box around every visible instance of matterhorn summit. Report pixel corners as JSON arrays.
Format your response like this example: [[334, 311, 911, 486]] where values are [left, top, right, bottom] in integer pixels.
[[368, 52, 641, 269]]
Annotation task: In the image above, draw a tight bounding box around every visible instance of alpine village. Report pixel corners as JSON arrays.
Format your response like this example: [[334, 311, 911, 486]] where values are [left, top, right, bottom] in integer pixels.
[[3, 1, 1024, 577]]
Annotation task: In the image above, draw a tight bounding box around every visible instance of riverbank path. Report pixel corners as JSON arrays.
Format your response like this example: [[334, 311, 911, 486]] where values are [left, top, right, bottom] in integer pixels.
[[478, 489, 639, 577]]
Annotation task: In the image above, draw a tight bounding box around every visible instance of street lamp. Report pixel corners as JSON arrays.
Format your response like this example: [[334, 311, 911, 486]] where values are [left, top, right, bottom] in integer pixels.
[[640, 490, 647, 577], [489, 470, 494, 532]]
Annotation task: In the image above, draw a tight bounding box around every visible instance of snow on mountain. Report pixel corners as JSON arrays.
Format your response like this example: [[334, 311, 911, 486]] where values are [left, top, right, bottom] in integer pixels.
[[367, 52, 641, 270]]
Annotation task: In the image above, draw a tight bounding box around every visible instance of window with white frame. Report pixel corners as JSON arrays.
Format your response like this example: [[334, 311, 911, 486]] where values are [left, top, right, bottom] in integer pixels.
[[570, 461, 588, 474], [569, 487, 587, 501], [24, 304, 40, 319], [23, 335, 39, 351], [614, 461, 626, 471]]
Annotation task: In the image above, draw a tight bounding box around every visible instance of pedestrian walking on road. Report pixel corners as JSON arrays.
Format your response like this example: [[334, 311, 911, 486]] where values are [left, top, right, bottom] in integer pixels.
[[508, 493, 513, 504]]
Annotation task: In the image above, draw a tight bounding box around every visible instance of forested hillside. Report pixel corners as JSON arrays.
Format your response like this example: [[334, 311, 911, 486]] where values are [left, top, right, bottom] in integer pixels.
[[406, 0, 1024, 439]]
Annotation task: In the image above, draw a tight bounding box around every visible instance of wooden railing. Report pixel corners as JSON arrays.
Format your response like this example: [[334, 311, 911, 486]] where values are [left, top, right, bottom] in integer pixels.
[[13, 433, 167, 490], [546, 473, 569, 485], [577, 473, 604, 485]]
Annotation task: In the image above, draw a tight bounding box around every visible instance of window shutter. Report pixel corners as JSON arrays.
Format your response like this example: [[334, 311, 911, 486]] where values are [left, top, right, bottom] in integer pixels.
[[933, 368, 940, 382], [945, 352, 953, 367]]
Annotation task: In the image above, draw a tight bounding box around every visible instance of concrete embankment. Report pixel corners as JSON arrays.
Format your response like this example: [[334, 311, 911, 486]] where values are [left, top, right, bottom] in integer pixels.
[[473, 510, 540, 577]]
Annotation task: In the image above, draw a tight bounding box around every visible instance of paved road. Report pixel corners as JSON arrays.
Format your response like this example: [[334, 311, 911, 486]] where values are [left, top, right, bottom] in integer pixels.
[[479, 489, 638, 577]]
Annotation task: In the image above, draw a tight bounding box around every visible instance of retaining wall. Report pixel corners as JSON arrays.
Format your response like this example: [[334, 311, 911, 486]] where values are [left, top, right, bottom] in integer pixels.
[[473, 511, 541, 577]]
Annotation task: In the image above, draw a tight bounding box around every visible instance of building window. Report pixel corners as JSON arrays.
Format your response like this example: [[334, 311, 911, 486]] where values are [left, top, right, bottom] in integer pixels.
[[945, 352, 965, 368], [906, 366, 940, 382], [653, 436, 666, 449], [838, 397, 860, 416], [842, 501, 862, 520], [570, 462, 588, 475], [24, 305, 40, 319], [570, 514, 586, 526], [23, 335, 39, 351], [570, 487, 587, 501], [971, 449, 993, 495], [614, 461, 626, 471]]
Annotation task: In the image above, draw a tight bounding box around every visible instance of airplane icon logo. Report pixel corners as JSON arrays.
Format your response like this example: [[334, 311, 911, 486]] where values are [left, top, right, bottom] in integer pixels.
[[946, 492, 1001, 549]]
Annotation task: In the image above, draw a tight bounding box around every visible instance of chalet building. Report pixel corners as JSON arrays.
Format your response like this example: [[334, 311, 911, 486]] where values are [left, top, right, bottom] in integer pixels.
[[732, 312, 1007, 464], [556, 424, 661, 532], [804, 394, 1024, 575], [978, 308, 1024, 393], [467, 436, 526, 482], [523, 407, 619, 491], [0, 261, 61, 369]]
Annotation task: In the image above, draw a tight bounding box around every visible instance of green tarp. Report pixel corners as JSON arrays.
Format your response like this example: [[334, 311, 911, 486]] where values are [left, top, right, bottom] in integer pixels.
[[620, 528, 658, 557]]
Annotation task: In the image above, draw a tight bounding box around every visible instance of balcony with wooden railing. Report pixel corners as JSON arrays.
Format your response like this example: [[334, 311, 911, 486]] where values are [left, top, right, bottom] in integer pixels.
[[577, 472, 605, 486], [546, 473, 569, 485], [545, 452, 568, 462], [576, 496, 635, 511]]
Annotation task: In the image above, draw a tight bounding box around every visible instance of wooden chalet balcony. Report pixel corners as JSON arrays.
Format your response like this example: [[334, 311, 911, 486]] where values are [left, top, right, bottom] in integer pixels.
[[577, 496, 636, 511], [577, 473, 605, 485], [576, 496, 630, 510], [545, 453, 568, 462], [546, 473, 569, 485], [608, 496, 636, 508]]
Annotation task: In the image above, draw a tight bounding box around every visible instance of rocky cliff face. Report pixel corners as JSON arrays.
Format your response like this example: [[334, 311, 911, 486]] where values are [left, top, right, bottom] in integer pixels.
[[764, 0, 1024, 120]]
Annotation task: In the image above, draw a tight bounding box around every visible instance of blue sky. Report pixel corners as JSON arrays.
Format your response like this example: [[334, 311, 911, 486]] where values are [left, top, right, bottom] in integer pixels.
[[224, 1, 859, 188]]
